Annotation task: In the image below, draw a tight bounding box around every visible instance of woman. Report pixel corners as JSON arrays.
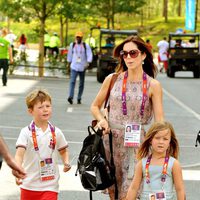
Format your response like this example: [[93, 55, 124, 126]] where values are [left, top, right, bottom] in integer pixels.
[[18, 34, 28, 61], [90, 35, 164, 200]]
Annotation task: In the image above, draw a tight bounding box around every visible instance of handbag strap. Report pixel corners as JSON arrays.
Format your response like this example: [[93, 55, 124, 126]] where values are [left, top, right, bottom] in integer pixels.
[[91, 73, 118, 128], [109, 131, 118, 200], [105, 74, 119, 199], [104, 73, 118, 109]]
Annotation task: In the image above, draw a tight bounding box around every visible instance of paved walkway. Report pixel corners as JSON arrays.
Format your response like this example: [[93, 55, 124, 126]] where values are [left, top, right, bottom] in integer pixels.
[[0, 76, 108, 200], [0, 67, 200, 200]]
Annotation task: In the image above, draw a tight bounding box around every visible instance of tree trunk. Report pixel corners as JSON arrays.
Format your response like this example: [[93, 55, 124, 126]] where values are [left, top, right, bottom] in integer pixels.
[[111, 0, 115, 29], [60, 16, 64, 47], [147, 0, 151, 19], [178, 0, 181, 16], [141, 9, 144, 27], [65, 18, 68, 47], [107, 17, 110, 29], [163, 0, 168, 22], [38, 19, 45, 77]]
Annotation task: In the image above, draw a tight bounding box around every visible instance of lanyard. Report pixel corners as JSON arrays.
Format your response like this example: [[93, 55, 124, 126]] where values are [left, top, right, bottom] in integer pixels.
[[31, 122, 56, 152], [145, 154, 169, 185], [74, 43, 84, 55], [121, 71, 147, 116]]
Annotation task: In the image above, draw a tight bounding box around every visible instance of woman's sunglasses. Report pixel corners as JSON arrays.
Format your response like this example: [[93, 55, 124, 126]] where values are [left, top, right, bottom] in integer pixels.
[[120, 49, 141, 59]]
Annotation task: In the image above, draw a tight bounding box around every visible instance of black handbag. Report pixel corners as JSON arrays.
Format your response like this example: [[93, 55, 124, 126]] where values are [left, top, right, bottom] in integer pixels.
[[76, 126, 118, 200]]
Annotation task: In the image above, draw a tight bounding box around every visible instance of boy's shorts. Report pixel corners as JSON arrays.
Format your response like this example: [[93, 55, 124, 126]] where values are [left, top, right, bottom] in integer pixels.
[[21, 188, 58, 200]]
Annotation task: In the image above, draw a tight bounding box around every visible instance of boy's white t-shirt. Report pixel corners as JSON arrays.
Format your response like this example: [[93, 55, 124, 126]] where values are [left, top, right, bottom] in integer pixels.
[[16, 121, 68, 193]]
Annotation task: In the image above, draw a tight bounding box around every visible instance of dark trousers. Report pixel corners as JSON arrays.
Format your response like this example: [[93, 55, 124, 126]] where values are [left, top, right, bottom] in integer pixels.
[[0, 59, 9, 86], [50, 47, 59, 59]]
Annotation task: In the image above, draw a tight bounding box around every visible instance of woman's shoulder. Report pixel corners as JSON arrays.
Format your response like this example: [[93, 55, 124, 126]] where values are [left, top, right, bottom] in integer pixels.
[[148, 76, 162, 94], [148, 76, 161, 87], [104, 72, 122, 85]]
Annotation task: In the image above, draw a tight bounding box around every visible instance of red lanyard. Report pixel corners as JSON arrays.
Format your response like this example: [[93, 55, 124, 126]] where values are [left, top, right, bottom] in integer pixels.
[[145, 154, 169, 184], [31, 122, 56, 152], [122, 71, 147, 116]]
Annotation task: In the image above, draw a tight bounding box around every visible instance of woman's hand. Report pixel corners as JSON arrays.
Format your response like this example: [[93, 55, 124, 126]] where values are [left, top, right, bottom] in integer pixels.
[[97, 118, 110, 135], [63, 163, 71, 172]]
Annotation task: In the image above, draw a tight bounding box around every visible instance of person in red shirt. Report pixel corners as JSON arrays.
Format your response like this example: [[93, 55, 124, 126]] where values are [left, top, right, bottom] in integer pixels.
[[146, 39, 153, 52]]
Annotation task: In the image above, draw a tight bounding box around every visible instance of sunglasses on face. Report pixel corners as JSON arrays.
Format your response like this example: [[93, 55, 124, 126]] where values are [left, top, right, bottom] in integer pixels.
[[120, 49, 141, 59]]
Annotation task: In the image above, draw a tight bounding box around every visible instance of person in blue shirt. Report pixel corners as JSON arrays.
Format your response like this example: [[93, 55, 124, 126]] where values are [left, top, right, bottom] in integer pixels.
[[67, 31, 93, 104]]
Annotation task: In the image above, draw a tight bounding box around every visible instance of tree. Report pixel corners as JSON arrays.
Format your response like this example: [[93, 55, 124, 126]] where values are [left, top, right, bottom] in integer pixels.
[[57, 0, 88, 47], [84, 0, 145, 29], [0, 0, 63, 77]]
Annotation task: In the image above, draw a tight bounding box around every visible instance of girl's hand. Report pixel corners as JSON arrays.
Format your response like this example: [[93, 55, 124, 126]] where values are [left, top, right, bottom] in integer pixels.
[[97, 118, 110, 135], [63, 163, 71, 172], [16, 178, 23, 185]]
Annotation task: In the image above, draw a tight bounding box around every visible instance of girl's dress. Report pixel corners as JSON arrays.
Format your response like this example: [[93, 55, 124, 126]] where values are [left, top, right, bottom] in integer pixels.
[[140, 156, 176, 200], [103, 72, 153, 199]]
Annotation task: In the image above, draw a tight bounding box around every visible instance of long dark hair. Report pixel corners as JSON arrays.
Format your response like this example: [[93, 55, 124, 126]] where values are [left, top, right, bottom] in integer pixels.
[[113, 35, 157, 78]]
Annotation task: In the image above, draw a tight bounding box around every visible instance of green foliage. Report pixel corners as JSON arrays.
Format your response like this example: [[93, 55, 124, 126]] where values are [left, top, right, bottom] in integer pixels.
[[1, 0, 200, 50]]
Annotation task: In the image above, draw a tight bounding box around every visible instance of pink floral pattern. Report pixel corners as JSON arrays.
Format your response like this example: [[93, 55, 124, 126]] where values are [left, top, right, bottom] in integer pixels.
[[103, 72, 153, 199]]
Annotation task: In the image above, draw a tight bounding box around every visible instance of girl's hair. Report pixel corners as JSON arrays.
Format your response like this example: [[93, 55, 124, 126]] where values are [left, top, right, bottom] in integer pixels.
[[137, 121, 179, 159], [26, 89, 51, 109], [113, 35, 157, 78]]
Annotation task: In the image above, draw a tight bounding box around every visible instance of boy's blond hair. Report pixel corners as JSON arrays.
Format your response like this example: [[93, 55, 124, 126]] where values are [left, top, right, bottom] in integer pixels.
[[26, 89, 52, 109]]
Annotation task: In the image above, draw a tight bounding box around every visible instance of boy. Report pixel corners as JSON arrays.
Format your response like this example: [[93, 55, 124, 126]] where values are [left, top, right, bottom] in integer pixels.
[[15, 89, 71, 200]]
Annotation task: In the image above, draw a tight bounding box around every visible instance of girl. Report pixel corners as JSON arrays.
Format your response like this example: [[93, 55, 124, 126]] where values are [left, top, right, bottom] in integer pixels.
[[126, 121, 185, 200]]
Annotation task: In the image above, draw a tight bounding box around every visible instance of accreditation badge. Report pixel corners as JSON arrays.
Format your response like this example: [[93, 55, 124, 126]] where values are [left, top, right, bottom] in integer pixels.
[[149, 191, 166, 200], [76, 57, 81, 63], [124, 123, 141, 147], [39, 158, 55, 181]]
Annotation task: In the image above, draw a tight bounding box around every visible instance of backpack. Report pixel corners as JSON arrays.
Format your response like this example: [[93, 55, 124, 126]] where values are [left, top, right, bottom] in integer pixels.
[[76, 126, 118, 200], [72, 42, 87, 55]]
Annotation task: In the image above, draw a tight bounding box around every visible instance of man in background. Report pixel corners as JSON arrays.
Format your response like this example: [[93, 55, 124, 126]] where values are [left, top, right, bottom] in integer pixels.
[[5, 30, 17, 53], [0, 28, 13, 86], [44, 31, 50, 58], [49, 32, 60, 59], [85, 33, 96, 49], [157, 37, 169, 73], [67, 31, 93, 104]]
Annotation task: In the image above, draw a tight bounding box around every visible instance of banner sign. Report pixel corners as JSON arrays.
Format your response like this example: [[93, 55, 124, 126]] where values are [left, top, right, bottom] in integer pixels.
[[185, 0, 196, 32]]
